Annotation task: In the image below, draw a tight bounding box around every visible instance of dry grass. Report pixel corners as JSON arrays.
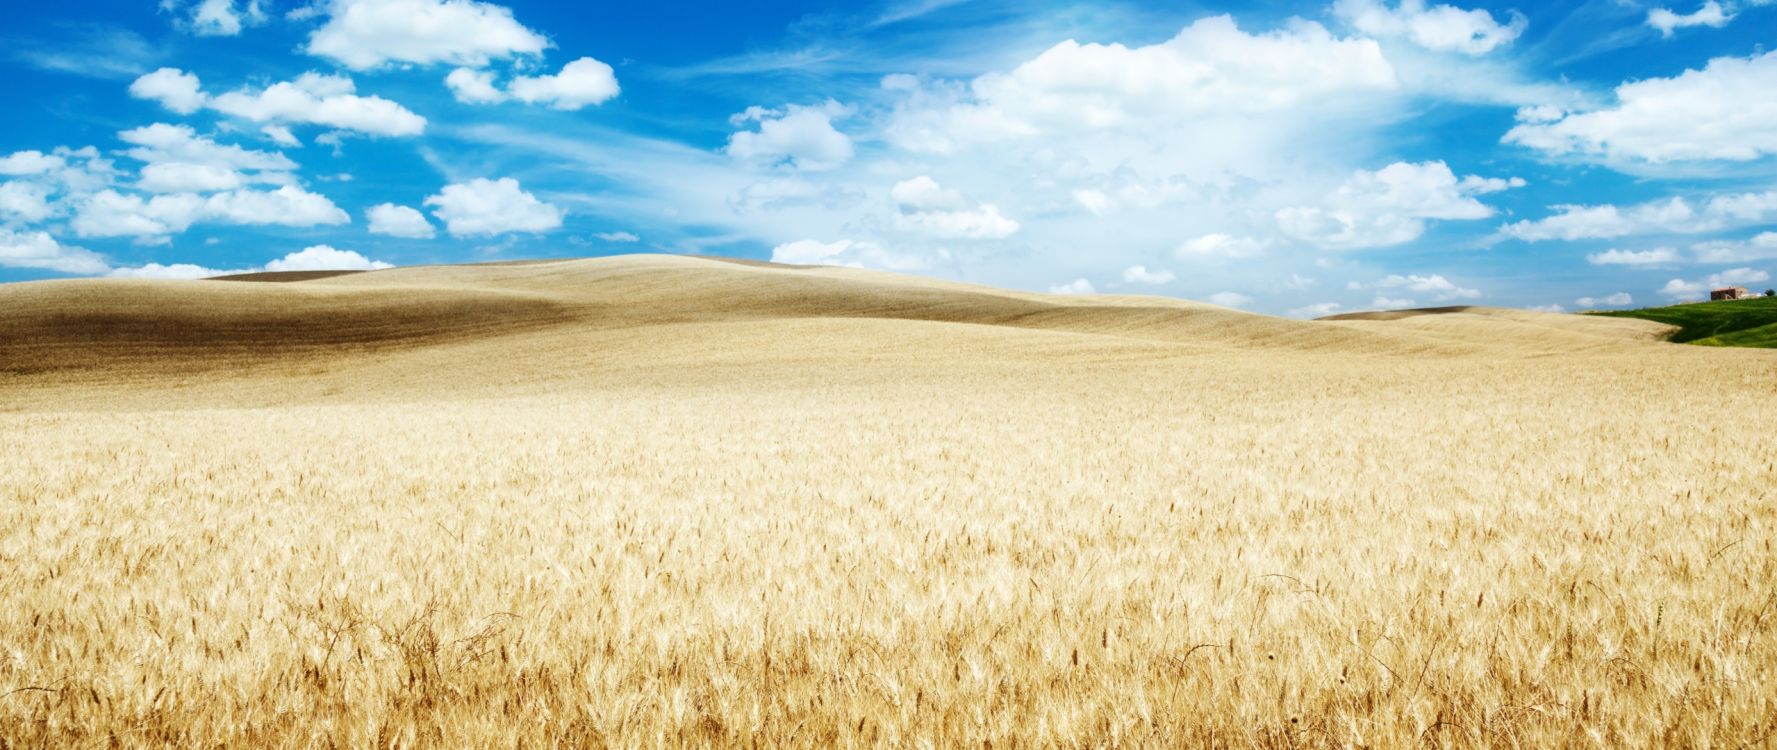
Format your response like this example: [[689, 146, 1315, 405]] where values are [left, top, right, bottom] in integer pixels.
[[2, 255, 1774, 747]]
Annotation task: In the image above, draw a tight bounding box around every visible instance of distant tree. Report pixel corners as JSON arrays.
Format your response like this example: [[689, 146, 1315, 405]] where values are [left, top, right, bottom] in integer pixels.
[[1766, 288, 1775, 297]]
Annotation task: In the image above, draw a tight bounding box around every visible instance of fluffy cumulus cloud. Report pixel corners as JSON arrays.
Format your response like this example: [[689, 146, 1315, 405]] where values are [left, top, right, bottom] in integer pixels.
[[72, 185, 348, 239], [1277, 161, 1519, 249], [108, 245, 393, 279], [1647, 1, 1733, 36], [366, 203, 435, 238], [162, 0, 268, 37], [1586, 247, 1680, 267], [0, 150, 67, 176], [889, 176, 1019, 239], [1351, 273, 1482, 300], [445, 68, 506, 104], [1504, 50, 1777, 164], [1693, 232, 1777, 263], [1048, 278, 1096, 295], [510, 58, 620, 110], [263, 244, 394, 271], [1333, 0, 1526, 55], [131, 69, 426, 137], [1121, 265, 1176, 285], [0, 229, 109, 274], [209, 72, 426, 136], [304, 0, 550, 70], [1206, 291, 1254, 308], [424, 177, 563, 237], [727, 101, 855, 172], [768, 238, 932, 271], [1500, 189, 1777, 241], [1709, 267, 1771, 287], [0, 182, 55, 223], [118, 123, 297, 193], [1575, 292, 1633, 308], [1175, 233, 1268, 260], [449, 59, 622, 110], [882, 14, 1396, 155], [1288, 302, 1344, 318], [1658, 278, 1706, 300], [108, 262, 242, 279], [1658, 268, 1770, 300], [128, 68, 206, 114]]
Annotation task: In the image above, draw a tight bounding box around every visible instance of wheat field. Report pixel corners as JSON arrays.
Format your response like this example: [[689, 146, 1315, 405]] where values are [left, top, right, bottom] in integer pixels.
[[2, 255, 1774, 747]]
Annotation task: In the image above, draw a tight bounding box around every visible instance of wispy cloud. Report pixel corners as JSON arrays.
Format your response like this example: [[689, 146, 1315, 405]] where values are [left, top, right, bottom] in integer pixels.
[[9, 25, 161, 79]]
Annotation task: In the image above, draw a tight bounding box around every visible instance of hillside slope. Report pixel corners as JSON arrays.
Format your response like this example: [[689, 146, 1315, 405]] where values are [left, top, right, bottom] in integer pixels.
[[1589, 295, 1777, 347], [0, 255, 1765, 410]]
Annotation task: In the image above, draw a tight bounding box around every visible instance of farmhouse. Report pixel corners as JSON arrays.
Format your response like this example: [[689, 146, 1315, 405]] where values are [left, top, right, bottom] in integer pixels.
[[1710, 286, 1752, 301]]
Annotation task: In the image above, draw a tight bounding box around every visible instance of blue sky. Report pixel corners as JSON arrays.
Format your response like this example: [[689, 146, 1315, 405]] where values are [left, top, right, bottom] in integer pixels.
[[2, 0, 1774, 315]]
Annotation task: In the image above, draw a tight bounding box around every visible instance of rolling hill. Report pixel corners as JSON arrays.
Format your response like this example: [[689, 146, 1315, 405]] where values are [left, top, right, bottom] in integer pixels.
[[3, 255, 1775, 748], [1588, 294, 1777, 347]]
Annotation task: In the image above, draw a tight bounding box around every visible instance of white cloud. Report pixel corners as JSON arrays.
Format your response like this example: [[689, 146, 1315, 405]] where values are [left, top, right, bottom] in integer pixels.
[[1121, 265, 1176, 285], [890, 176, 1019, 239], [425, 177, 563, 237], [205, 185, 351, 226], [0, 182, 55, 223], [132, 69, 425, 137], [1647, 1, 1732, 37], [137, 163, 248, 193], [727, 101, 854, 172], [1501, 190, 1777, 241], [1049, 278, 1096, 295], [1574, 292, 1633, 309], [1659, 278, 1706, 300], [108, 262, 237, 279], [1708, 267, 1770, 287], [71, 191, 204, 238], [1333, 0, 1526, 55], [121, 123, 295, 172], [1072, 189, 1115, 216], [0, 229, 109, 274], [1277, 161, 1515, 249], [1206, 291, 1253, 308], [1289, 302, 1343, 318], [446, 67, 506, 104], [1586, 247, 1680, 267], [305, 0, 550, 70], [1371, 295, 1416, 309], [263, 244, 394, 271], [767, 238, 932, 270], [1175, 233, 1267, 259], [0, 150, 67, 176], [1528, 303, 1566, 313], [884, 15, 1396, 154], [509, 57, 620, 110], [366, 203, 435, 238], [1504, 50, 1777, 163], [1693, 232, 1777, 263], [117, 123, 296, 194], [108, 245, 392, 279], [162, 0, 268, 37], [209, 72, 427, 137], [261, 125, 301, 147], [71, 186, 348, 239], [128, 68, 206, 113], [595, 231, 639, 242], [1358, 273, 1482, 300]]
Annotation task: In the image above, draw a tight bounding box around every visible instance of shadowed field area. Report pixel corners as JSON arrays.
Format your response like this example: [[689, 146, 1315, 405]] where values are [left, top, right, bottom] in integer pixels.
[[2, 255, 1774, 747]]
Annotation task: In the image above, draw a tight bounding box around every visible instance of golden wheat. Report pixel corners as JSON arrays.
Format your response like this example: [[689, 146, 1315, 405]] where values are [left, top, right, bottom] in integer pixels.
[[2, 256, 1774, 747]]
